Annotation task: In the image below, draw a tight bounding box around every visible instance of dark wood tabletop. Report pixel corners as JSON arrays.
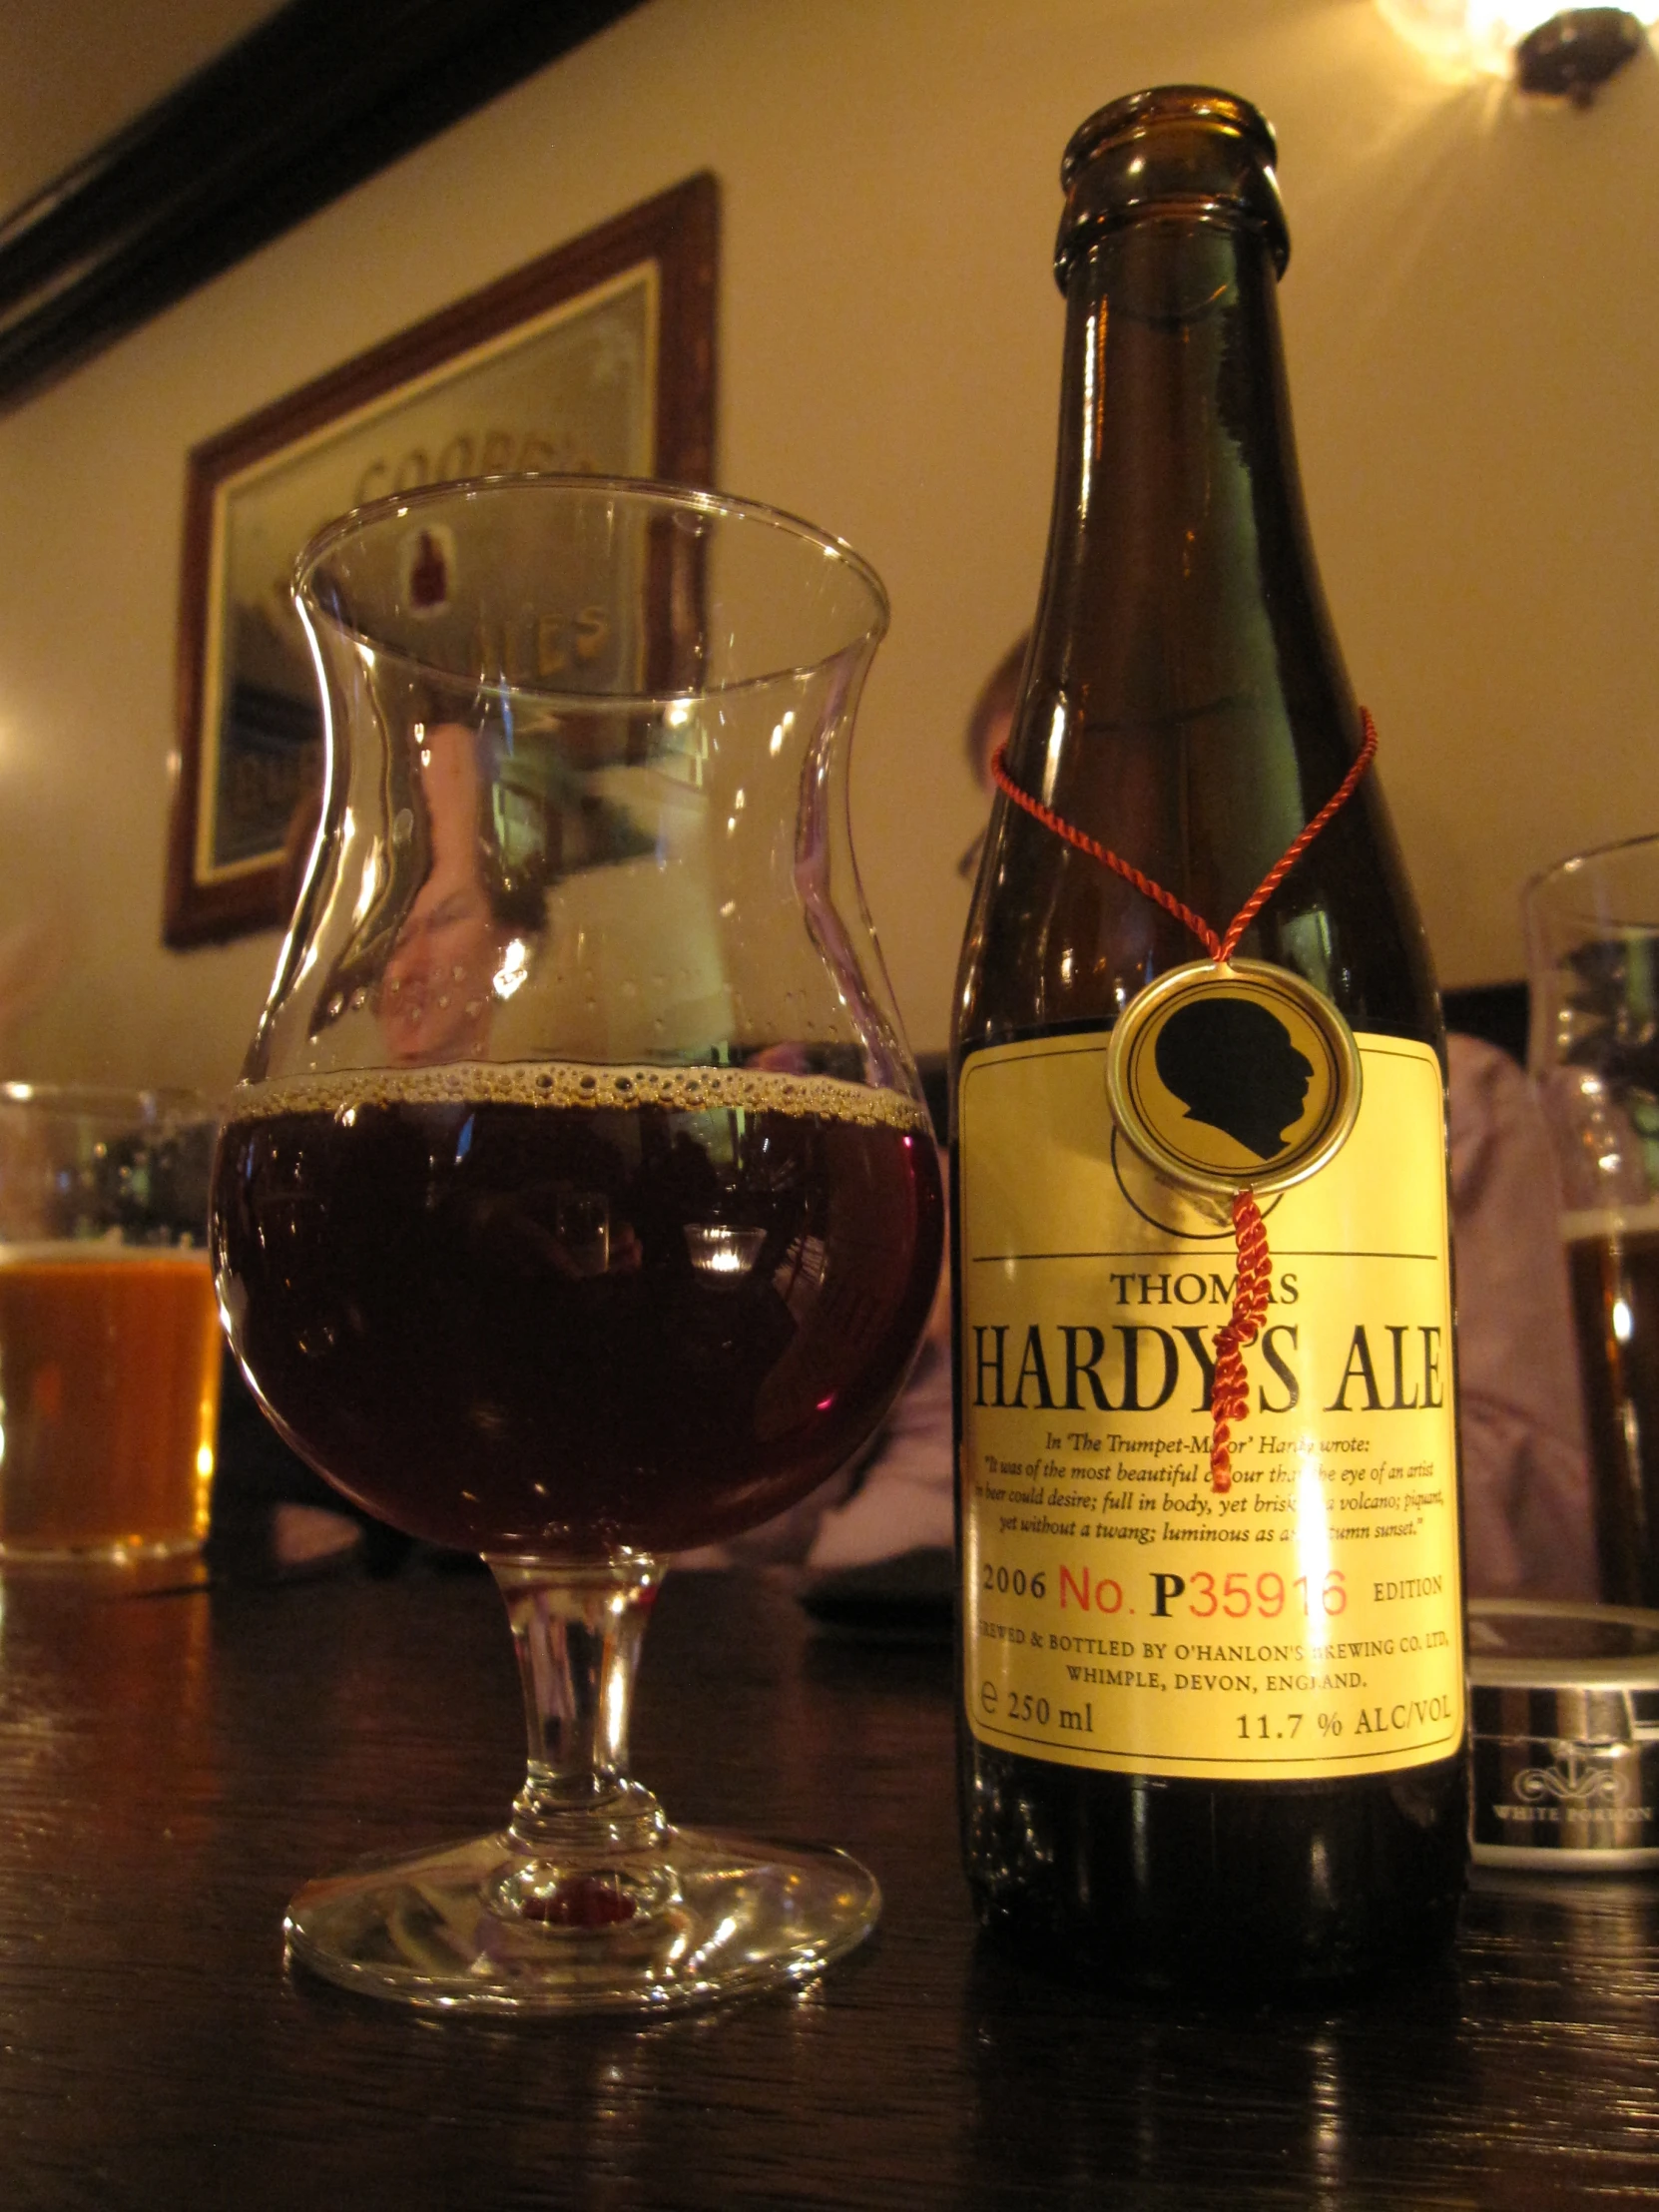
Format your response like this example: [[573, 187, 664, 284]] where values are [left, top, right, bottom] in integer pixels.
[[2, 1548, 1658, 2211]]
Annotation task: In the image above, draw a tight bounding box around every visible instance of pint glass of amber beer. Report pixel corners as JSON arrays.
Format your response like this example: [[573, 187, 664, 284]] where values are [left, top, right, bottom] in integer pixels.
[[0, 1085, 221, 1564], [212, 478, 942, 2013], [1527, 834, 1659, 1605]]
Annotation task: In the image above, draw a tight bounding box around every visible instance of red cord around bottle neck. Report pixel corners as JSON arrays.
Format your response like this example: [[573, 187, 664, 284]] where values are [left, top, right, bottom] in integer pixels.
[[986, 709, 1379, 1489]]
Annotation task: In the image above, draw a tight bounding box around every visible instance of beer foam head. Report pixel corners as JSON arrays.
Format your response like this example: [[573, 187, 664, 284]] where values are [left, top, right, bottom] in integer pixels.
[[229, 1059, 932, 1134]]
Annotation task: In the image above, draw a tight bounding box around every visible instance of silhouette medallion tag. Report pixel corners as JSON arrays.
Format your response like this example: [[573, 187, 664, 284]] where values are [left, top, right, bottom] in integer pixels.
[[1105, 958, 1361, 1199]]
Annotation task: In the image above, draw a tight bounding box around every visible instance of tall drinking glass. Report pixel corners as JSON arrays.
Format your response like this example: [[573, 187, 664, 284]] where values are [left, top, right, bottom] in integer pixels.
[[1526, 833, 1659, 1605], [211, 477, 943, 2011], [0, 1085, 220, 1564]]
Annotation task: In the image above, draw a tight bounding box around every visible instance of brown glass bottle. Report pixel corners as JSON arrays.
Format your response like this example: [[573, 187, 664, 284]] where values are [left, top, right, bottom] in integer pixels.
[[951, 88, 1466, 1989]]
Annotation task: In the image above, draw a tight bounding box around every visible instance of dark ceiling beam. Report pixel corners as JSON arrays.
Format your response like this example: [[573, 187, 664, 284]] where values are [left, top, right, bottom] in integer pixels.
[[0, 0, 647, 413]]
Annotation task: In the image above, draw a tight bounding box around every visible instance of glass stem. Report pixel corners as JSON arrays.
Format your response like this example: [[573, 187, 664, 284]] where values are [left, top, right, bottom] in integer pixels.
[[489, 1556, 667, 1864]]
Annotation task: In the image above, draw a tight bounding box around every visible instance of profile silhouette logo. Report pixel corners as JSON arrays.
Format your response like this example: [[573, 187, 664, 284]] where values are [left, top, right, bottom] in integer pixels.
[[1153, 995, 1313, 1162], [1107, 957, 1360, 1198]]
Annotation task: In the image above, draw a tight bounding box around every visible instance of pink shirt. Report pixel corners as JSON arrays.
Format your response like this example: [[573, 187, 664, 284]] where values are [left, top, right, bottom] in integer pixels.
[[1447, 1033, 1596, 1598]]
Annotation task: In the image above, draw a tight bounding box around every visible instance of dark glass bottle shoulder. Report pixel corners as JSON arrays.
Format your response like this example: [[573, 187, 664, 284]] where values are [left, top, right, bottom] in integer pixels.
[[952, 212, 1441, 1086], [953, 759, 1442, 1087]]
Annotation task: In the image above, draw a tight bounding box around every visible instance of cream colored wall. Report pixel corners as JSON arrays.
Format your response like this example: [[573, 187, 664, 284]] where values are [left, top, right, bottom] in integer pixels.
[[0, 0, 1654, 1090]]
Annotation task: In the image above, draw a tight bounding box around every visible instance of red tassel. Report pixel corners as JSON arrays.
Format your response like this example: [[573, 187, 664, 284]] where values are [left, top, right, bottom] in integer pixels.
[[1210, 1190, 1272, 1492]]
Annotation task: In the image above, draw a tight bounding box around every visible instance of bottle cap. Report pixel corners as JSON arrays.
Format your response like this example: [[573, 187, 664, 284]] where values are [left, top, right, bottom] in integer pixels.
[[1468, 1598, 1659, 1870], [1056, 85, 1290, 290]]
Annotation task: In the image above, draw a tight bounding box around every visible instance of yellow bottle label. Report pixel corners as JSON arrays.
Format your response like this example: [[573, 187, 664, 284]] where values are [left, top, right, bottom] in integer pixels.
[[958, 1029, 1464, 1782]]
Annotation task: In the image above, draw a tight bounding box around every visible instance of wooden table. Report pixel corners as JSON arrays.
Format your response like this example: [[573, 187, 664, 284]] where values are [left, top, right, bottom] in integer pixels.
[[2, 1554, 1658, 2210]]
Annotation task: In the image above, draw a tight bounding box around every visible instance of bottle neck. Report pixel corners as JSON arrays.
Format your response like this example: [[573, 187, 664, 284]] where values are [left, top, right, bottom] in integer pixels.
[[1027, 215, 1334, 752], [959, 145, 1435, 1054]]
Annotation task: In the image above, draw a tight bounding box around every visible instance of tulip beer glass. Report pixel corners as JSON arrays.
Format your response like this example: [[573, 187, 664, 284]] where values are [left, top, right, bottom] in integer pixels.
[[212, 478, 942, 2011]]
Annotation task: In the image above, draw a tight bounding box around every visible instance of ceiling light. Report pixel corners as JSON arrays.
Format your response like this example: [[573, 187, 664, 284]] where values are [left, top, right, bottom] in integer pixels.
[[1377, 1, 1656, 100]]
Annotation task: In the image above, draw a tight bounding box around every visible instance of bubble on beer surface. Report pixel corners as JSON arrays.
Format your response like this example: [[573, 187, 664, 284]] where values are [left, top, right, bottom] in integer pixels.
[[227, 1060, 931, 1133]]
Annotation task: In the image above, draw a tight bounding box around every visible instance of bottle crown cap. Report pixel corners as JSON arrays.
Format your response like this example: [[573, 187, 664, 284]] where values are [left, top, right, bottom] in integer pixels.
[[1056, 85, 1290, 290]]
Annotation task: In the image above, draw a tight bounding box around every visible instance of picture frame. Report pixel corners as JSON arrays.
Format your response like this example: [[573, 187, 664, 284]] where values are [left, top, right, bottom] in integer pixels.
[[164, 171, 718, 947]]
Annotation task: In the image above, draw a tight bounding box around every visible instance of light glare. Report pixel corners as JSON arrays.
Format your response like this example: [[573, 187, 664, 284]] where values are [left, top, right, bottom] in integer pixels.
[[1377, 0, 1659, 80]]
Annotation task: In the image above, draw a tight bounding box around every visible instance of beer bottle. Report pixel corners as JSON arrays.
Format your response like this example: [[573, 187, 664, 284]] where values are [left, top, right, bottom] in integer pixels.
[[952, 87, 1466, 1987]]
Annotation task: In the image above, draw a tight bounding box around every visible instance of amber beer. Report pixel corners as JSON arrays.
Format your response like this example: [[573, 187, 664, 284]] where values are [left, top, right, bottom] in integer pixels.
[[0, 1246, 221, 1561], [213, 1060, 943, 1557], [1564, 1206, 1659, 1606]]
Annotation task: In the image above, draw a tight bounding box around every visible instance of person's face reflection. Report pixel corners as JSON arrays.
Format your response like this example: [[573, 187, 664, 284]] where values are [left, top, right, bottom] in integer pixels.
[[379, 724, 508, 1066]]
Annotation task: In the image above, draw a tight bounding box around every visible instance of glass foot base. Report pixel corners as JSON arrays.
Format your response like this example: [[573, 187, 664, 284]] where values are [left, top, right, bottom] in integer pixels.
[[284, 1826, 881, 2014]]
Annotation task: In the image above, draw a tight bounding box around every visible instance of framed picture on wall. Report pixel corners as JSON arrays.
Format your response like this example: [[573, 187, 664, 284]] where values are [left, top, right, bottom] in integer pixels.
[[164, 171, 718, 947]]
